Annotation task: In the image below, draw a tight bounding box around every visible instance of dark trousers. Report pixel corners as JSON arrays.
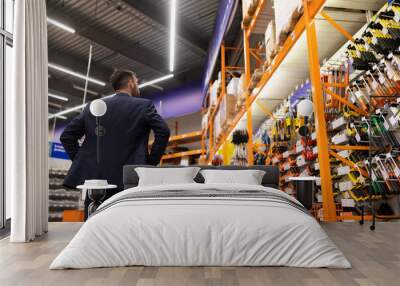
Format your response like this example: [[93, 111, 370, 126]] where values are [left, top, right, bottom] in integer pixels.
[[84, 188, 122, 221]]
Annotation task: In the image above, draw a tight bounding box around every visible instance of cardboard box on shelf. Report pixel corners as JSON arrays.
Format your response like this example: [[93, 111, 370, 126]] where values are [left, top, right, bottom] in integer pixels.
[[210, 80, 220, 106], [235, 74, 246, 112], [227, 77, 240, 96], [242, 0, 251, 26], [202, 112, 209, 131], [242, 0, 261, 26], [220, 94, 237, 130], [274, 0, 303, 45], [265, 20, 278, 66], [214, 110, 222, 146]]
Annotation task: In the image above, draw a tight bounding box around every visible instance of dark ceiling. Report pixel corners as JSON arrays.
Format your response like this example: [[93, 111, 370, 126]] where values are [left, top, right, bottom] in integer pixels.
[[46, 0, 220, 118]]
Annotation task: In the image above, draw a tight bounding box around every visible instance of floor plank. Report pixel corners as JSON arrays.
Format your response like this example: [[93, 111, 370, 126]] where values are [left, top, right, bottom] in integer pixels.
[[0, 222, 399, 286]]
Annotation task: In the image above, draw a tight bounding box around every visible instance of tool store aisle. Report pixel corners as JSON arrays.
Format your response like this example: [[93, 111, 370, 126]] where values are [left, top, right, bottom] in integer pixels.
[[201, 0, 400, 229]]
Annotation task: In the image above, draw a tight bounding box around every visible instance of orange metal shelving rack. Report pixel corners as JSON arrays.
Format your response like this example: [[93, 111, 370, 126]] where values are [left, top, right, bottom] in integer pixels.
[[203, 0, 337, 221], [201, 0, 381, 222], [203, 0, 390, 222]]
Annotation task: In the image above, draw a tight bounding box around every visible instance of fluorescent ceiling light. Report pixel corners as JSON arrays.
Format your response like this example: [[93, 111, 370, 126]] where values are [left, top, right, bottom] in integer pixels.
[[48, 76, 173, 120], [48, 63, 106, 86], [48, 103, 86, 119], [49, 113, 67, 120], [47, 17, 75, 33], [73, 84, 99, 96], [49, 93, 69, 102], [169, 0, 177, 72], [139, 74, 174, 89], [48, 94, 115, 120], [48, 102, 63, 109], [150, 84, 164, 91]]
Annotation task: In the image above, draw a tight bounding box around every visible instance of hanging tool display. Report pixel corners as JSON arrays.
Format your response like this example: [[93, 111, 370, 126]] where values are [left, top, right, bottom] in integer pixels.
[[332, 1, 400, 229], [255, 83, 320, 197], [253, 128, 270, 165], [231, 129, 249, 166]]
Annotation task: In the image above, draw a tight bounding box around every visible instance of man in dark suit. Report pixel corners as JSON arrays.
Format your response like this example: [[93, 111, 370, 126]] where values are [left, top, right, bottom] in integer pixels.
[[60, 70, 170, 218]]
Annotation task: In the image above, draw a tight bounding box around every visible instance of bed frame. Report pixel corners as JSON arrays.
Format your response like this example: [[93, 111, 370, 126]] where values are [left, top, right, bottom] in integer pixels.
[[123, 165, 280, 190]]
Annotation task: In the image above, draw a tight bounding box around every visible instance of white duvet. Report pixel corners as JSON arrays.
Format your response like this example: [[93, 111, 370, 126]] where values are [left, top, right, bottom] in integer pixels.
[[50, 183, 351, 269]]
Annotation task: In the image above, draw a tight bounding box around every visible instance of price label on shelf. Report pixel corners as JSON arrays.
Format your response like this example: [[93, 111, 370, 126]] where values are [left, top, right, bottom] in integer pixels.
[[332, 117, 346, 130], [283, 162, 290, 171], [337, 166, 350, 176], [339, 181, 353, 192], [371, 80, 379, 90], [355, 132, 361, 142], [341, 199, 355, 208], [394, 10, 400, 22], [389, 116, 398, 128], [394, 167, 400, 178], [383, 119, 390, 131], [297, 156, 306, 166], [387, 67, 395, 80], [296, 144, 304, 153], [379, 74, 385, 84], [311, 132, 317, 140], [338, 150, 350, 158]]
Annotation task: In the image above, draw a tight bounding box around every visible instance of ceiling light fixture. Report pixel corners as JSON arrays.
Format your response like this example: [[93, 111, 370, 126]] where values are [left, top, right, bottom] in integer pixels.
[[48, 75, 173, 120], [48, 103, 86, 120], [169, 0, 177, 72], [139, 74, 174, 89], [47, 17, 76, 34], [150, 84, 164, 91], [48, 113, 68, 120], [73, 84, 99, 96], [48, 63, 106, 86], [49, 93, 69, 102]]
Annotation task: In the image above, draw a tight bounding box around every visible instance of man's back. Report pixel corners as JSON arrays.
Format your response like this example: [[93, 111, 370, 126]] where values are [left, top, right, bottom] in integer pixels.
[[60, 93, 170, 189]]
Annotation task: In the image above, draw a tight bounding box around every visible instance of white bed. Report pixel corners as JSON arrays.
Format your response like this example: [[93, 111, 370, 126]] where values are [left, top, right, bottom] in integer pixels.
[[50, 183, 351, 269]]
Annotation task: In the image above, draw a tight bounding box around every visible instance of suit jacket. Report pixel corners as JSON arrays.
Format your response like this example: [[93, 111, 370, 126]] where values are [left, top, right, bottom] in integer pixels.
[[60, 93, 170, 189]]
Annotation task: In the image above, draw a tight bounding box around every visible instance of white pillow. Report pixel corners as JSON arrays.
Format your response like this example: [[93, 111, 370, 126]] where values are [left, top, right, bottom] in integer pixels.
[[200, 169, 265, 185], [135, 167, 200, 186]]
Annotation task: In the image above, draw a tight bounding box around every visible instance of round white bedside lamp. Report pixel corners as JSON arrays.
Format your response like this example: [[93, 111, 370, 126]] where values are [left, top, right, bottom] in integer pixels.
[[90, 99, 107, 164], [90, 99, 107, 117], [297, 99, 314, 117]]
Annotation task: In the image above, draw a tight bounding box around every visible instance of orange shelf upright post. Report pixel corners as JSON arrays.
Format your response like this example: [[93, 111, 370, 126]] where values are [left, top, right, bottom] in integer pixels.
[[243, 27, 254, 166], [221, 43, 226, 99], [304, 0, 337, 221]]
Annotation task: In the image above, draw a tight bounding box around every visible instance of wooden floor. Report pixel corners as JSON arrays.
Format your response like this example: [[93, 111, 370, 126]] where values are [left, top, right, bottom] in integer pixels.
[[0, 222, 399, 286]]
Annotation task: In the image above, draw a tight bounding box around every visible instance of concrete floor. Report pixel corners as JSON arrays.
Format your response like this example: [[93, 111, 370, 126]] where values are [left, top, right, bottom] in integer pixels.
[[0, 222, 399, 286]]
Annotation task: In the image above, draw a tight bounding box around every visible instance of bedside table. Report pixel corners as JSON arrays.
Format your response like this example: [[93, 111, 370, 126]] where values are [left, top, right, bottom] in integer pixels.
[[77, 184, 117, 216], [288, 176, 319, 210]]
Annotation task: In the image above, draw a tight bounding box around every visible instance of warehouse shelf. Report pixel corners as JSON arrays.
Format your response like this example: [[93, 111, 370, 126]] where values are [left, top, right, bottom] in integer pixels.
[[150, 130, 202, 147], [166, 131, 202, 146], [202, 0, 389, 222], [207, 0, 326, 161], [161, 149, 202, 160]]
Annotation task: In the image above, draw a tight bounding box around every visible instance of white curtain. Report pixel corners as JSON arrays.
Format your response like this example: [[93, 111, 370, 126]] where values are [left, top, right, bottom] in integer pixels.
[[7, 0, 48, 242]]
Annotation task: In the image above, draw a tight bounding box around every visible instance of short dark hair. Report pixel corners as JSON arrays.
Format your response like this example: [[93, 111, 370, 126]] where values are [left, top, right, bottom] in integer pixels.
[[109, 70, 136, 91]]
